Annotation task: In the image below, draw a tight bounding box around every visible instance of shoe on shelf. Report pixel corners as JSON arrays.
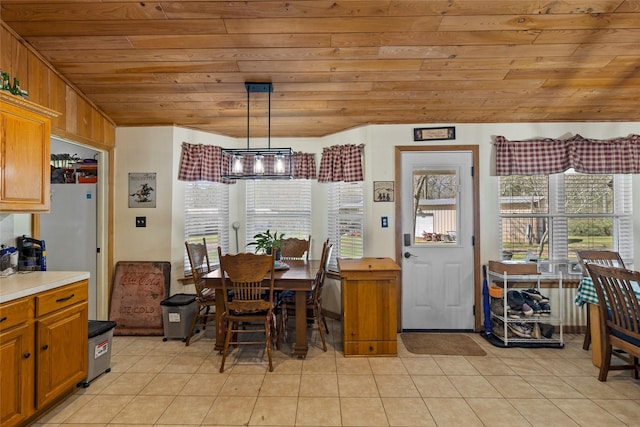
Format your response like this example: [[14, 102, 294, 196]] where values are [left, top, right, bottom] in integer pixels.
[[508, 323, 533, 338], [521, 293, 542, 316], [507, 290, 525, 310], [521, 288, 549, 304], [539, 303, 551, 316], [539, 323, 554, 338], [490, 299, 505, 316], [521, 302, 534, 317], [491, 299, 521, 318], [492, 319, 514, 338], [531, 323, 541, 339]]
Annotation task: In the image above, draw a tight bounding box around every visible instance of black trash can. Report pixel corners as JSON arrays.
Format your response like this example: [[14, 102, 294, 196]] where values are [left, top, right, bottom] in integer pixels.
[[83, 320, 117, 387], [160, 293, 197, 342]]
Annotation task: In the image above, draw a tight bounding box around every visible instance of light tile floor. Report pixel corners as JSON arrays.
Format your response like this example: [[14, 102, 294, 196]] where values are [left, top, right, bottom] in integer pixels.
[[32, 319, 640, 426]]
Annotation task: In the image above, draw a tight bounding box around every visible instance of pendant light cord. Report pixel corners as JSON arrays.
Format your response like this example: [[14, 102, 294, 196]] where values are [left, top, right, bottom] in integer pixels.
[[268, 90, 271, 150]]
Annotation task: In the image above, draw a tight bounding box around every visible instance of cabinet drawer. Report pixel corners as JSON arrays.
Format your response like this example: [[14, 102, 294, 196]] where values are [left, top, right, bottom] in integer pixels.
[[0, 298, 34, 332], [36, 281, 88, 317]]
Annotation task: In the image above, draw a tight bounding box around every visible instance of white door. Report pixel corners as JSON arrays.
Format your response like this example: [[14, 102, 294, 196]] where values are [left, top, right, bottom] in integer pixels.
[[401, 151, 475, 330]]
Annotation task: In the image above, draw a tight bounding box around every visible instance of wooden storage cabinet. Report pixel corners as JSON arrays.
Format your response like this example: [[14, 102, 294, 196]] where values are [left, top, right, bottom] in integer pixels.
[[0, 280, 88, 427], [0, 92, 59, 212], [339, 258, 400, 356], [0, 298, 35, 426], [36, 303, 88, 407]]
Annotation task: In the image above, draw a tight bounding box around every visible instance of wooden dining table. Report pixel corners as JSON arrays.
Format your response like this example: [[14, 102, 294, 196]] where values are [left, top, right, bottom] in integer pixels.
[[203, 259, 320, 358]]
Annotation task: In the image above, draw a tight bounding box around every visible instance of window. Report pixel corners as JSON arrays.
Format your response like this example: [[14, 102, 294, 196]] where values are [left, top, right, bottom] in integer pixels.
[[412, 169, 458, 244], [327, 181, 364, 270], [184, 181, 229, 274], [246, 179, 312, 248], [499, 171, 633, 271]]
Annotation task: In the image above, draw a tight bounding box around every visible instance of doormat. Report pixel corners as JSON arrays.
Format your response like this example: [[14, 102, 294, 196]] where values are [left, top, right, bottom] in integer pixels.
[[401, 333, 487, 356]]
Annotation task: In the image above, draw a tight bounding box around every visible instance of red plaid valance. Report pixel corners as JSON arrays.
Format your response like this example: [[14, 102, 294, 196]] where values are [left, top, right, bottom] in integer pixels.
[[293, 152, 317, 179], [178, 142, 317, 182], [495, 134, 640, 175], [318, 144, 364, 182], [178, 143, 233, 183]]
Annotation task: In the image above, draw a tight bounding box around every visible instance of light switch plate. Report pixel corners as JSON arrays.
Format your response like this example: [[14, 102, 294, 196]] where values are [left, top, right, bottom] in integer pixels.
[[136, 216, 146, 227], [381, 216, 388, 228]]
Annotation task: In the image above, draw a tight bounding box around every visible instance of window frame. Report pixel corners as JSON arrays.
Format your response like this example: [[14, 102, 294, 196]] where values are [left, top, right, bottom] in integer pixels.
[[183, 181, 229, 275], [498, 172, 633, 273], [245, 179, 313, 251], [327, 181, 364, 270]]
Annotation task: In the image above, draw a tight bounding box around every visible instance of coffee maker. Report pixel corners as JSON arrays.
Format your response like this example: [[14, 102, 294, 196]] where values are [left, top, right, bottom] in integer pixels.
[[17, 235, 47, 271]]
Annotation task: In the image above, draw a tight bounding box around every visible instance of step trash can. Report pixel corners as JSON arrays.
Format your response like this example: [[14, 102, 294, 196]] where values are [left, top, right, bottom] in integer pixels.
[[160, 293, 197, 342], [83, 320, 117, 388]]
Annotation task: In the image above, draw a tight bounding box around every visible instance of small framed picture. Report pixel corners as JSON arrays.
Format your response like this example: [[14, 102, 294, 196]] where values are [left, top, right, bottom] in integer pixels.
[[413, 126, 456, 141], [128, 172, 156, 208], [374, 181, 394, 202]]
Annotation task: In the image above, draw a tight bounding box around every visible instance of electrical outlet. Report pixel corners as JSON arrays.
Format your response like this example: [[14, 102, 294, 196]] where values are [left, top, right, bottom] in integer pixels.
[[136, 216, 146, 227], [381, 216, 388, 228]]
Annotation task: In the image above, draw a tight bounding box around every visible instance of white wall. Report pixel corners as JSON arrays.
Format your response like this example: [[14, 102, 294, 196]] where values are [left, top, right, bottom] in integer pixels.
[[114, 123, 640, 300]]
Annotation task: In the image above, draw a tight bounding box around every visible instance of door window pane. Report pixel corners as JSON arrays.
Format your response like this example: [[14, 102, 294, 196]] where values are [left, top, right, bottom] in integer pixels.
[[412, 169, 458, 245]]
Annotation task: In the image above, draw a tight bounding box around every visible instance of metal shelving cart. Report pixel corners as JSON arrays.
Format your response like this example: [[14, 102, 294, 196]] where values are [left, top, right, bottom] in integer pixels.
[[488, 268, 564, 348]]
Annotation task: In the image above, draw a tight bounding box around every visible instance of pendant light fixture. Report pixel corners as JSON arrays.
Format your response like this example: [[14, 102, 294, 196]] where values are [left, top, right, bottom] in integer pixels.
[[221, 82, 294, 180]]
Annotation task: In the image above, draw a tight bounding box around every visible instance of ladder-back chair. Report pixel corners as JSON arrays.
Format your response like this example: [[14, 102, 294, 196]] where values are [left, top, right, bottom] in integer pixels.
[[184, 239, 217, 346], [278, 240, 333, 352], [217, 247, 276, 372], [280, 235, 311, 261], [584, 263, 640, 381], [577, 250, 626, 350]]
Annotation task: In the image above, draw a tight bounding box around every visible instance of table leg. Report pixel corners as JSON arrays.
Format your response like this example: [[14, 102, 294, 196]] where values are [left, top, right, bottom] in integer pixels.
[[292, 289, 309, 358], [589, 303, 602, 368], [214, 292, 225, 352]]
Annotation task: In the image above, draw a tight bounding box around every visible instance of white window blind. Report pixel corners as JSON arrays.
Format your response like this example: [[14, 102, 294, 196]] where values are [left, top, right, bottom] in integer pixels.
[[499, 171, 633, 272], [246, 180, 312, 250], [328, 181, 364, 270], [184, 181, 229, 275]]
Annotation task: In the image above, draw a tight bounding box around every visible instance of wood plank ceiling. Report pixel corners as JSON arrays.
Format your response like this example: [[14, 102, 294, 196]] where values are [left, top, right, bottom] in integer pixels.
[[2, 1, 639, 138]]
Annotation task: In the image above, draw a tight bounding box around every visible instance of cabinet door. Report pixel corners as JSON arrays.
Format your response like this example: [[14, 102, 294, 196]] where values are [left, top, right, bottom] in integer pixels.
[[343, 277, 397, 342], [0, 323, 35, 426], [0, 99, 51, 211], [36, 303, 87, 408]]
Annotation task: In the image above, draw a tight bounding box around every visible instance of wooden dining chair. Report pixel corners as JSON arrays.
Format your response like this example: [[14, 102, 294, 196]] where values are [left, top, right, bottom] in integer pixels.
[[184, 238, 217, 346], [217, 247, 276, 372], [577, 250, 626, 350], [584, 263, 640, 381], [278, 240, 333, 352], [280, 235, 311, 261]]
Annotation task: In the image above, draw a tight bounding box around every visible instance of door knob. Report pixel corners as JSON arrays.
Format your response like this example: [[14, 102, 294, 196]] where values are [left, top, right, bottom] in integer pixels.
[[404, 252, 416, 258]]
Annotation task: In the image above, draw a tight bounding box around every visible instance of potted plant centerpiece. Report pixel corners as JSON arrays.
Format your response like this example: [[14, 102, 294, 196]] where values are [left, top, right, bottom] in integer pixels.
[[247, 229, 285, 260]]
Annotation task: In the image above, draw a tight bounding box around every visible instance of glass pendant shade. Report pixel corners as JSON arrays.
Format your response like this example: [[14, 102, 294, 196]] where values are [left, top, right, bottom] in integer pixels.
[[253, 155, 265, 174], [275, 154, 285, 174], [232, 155, 244, 174]]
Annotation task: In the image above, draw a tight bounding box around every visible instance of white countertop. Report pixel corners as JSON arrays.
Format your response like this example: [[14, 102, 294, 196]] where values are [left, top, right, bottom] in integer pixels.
[[0, 271, 90, 303]]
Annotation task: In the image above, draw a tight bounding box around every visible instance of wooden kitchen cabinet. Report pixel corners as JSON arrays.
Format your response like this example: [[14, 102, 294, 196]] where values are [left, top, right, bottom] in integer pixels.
[[36, 303, 88, 408], [0, 92, 59, 212], [339, 258, 400, 356], [0, 298, 35, 426], [0, 280, 87, 427]]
